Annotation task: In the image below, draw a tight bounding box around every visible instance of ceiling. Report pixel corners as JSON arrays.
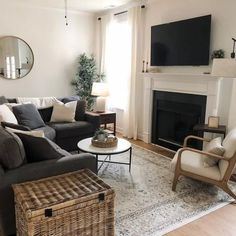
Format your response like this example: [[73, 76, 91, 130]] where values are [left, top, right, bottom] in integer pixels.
[[19, 0, 134, 13]]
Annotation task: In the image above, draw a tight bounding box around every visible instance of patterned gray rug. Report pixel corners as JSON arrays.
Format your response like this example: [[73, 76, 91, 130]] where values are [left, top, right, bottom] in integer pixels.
[[98, 145, 235, 236]]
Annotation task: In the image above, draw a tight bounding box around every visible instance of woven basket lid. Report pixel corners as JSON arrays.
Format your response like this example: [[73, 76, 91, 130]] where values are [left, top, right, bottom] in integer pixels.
[[13, 169, 114, 219]]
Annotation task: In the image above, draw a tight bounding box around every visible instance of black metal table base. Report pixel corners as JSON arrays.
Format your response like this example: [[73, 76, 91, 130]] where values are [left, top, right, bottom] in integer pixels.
[[95, 147, 132, 172]]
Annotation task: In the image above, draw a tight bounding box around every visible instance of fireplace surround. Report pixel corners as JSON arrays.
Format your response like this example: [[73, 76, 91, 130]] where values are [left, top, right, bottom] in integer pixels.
[[141, 72, 232, 149]]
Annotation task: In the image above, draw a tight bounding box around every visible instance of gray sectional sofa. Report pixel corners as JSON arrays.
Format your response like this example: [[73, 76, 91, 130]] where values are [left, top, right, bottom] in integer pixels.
[[0, 127, 97, 236], [3, 97, 100, 151], [0, 96, 100, 235]]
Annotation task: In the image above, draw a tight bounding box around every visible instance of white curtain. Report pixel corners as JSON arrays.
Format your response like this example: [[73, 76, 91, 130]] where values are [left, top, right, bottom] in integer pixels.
[[97, 6, 143, 139], [95, 14, 113, 77], [123, 6, 142, 139]]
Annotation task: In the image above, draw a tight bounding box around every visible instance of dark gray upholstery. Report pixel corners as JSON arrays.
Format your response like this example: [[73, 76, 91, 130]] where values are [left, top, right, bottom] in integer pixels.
[[13, 104, 46, 129], [49, 121, 94, 139], [16, 133, 71, 163], [0, 128, 26, 170], [38, 107, 53, 122], [0, 154, 96, 235], [35, 125, 56, 141], [0, 96, 8, 105]]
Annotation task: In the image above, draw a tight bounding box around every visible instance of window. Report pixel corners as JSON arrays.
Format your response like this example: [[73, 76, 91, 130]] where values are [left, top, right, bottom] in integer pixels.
[[106, 13, 131, 110], [5, 56, 16, 79]]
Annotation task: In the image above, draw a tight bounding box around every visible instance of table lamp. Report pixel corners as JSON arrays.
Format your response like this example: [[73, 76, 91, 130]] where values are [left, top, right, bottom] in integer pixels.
[[91, 82, 109, 113]]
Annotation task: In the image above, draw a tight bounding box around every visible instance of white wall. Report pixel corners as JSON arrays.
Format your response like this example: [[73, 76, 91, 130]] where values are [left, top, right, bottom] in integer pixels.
[[137, 0, 236, 137], [0, 1, 95, 97]]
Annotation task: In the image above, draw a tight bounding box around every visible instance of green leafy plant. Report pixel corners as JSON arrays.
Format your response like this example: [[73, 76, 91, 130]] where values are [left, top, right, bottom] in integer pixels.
[[93, 128, 108, 140], [211, 49, 225, 60], [71, 53, 105, 110]]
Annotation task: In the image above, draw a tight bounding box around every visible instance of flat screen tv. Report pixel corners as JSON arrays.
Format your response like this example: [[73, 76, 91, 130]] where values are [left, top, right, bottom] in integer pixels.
[[151, 15, 211, 66]]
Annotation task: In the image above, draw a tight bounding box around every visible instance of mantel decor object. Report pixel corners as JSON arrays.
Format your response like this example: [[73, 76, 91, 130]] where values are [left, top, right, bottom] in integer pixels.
[[211, 58, 236, 78], [142, 60, 145, 73], [231, 38, 236, 59], [208, 116, 219, 128]]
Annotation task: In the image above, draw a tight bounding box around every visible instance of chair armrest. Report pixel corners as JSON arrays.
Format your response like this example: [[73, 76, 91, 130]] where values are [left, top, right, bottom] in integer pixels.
[[183, 135, 211, 147], [1, 122, 31, 131], [84, 112, 100, 130]]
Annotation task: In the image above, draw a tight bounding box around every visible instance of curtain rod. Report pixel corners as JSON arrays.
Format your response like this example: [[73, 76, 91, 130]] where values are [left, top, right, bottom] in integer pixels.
[[114, 5, 145, 16], [97, 5, 146, 20]]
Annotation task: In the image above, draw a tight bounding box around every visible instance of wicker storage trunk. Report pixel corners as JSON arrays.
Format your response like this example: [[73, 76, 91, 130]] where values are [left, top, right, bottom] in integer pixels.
[[13, 169, 115, 236]]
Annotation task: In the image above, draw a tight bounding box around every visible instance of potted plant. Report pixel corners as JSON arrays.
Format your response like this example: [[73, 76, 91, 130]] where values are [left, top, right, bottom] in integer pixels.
[[71, 53, 105, 111], [94, 128, 108, 141]]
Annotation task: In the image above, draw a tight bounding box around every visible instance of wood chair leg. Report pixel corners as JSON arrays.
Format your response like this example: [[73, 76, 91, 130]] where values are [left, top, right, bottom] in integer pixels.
[[172, 173, 179, 191], [222, 184, 236, 200]]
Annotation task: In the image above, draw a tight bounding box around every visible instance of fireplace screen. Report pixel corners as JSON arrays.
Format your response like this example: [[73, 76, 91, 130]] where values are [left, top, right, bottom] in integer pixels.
[[152, 91, 207, 150]]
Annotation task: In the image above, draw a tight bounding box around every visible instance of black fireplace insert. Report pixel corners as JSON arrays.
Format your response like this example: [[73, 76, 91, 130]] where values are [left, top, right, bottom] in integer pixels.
[[151, 91, 207, 151]]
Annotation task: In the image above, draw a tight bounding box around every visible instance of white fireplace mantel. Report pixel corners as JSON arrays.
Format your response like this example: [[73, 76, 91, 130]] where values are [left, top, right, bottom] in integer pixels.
[[140, 72, 231, 143]]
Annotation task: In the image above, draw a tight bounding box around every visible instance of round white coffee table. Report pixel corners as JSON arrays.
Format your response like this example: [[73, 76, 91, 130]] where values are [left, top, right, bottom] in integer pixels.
[[77, 137, 132, 172]]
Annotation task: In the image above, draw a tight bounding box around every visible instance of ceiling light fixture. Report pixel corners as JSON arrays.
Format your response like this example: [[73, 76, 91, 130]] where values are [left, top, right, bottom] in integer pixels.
[[65, 0, 68, 26]]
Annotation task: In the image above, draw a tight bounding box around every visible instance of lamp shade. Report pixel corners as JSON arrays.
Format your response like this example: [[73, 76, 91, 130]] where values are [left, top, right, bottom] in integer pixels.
[[91, 82, 109, 97], [211, 59, 236, 78]]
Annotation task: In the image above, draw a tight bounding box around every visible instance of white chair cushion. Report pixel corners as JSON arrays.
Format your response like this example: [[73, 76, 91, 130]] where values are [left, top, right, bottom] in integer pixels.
[[50, 101, 77, 122], [218, 160, 229, 178], [170, 149, 221, 181], [223, 128, 236, 159], [203, 137, 225, 167], [0, 104, 18, 124]]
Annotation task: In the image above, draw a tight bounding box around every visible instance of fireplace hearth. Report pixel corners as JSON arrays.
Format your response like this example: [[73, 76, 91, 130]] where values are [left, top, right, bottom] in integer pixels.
[[152, 91, 207, 151]]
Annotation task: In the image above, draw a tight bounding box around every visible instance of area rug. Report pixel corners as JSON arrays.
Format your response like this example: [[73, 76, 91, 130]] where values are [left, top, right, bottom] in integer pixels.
[[98, 144, 235, 236]]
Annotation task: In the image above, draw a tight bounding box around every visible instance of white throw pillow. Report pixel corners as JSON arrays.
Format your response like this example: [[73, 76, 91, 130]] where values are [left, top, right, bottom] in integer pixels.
[[5, 127, 45, 138], [0, 104, 18, 124], [203, 137, 225, 167], [50, 101, 77, 122]]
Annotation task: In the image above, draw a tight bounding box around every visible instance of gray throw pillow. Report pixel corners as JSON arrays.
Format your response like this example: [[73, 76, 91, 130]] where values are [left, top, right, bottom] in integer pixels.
[[0, 127, 26, 169], [13, 104, 46, 129], [16, 133, 71, 163], [0, 96, 8, 105]]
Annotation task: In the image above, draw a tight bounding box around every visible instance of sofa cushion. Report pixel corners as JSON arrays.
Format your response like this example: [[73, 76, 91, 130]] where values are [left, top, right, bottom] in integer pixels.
[[5, 127, 45, 137], [0, 96, 8, 105], [13, 104, 46, 129], [16, 133, 71, 163], [61, 97, 86, 121], [50, 101, 77, 122], [35, 125, 56, 141], [75, 100, 86, 121], [0, 104, 18, 124], [49, 121, 94, 139], [0, 127, 26, 169], [38, 107, 53, 122]]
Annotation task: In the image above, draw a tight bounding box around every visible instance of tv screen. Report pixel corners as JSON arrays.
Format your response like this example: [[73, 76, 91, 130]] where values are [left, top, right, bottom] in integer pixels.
[[151, 15, 211, 66]]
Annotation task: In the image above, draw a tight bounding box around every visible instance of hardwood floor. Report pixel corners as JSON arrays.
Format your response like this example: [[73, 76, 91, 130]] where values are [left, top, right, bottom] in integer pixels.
[[125, 137, 236, 236]]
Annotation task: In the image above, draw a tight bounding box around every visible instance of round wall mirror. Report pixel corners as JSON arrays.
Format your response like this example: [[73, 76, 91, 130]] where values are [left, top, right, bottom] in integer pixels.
[[0, 36, 34, 80]]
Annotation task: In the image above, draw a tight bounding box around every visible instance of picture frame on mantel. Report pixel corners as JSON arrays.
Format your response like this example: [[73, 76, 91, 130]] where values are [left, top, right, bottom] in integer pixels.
[[208, 116, 219, 128]]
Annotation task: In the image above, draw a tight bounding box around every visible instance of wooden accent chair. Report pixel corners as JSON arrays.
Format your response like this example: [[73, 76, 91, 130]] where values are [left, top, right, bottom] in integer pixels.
[[170, 128, 236, 200]]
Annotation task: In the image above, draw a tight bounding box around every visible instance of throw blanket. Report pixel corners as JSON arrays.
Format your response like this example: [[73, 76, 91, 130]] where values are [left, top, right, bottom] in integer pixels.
[[17, 97, 60, 109]]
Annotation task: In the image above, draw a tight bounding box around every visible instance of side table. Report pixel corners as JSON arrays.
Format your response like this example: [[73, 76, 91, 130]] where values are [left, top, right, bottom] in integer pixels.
[[88, 111, 116, 135], [193, 124, 227, 138]]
